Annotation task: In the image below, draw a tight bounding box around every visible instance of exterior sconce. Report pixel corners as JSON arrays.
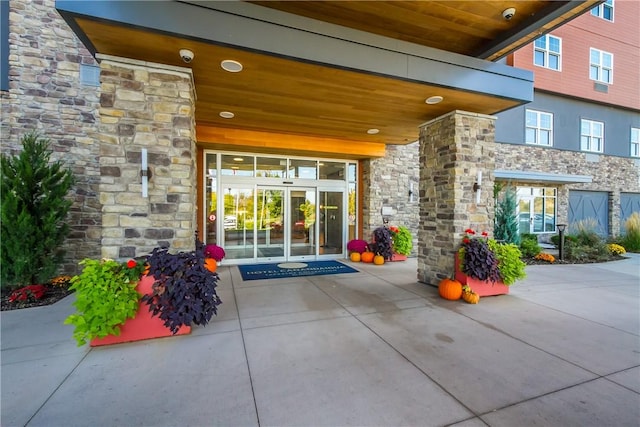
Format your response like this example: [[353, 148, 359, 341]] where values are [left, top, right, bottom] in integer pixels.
[[408, 182, 415, 203], [473, 171, 482, 204], [140, 148, 152, 198]]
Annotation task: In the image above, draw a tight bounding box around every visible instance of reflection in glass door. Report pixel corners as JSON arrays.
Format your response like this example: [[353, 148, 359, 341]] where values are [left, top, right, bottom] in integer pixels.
[[319, 191, 344, 255], [223, 187, 255, 260], [289, 189, 316, 259], [256, 188, 284, 260]]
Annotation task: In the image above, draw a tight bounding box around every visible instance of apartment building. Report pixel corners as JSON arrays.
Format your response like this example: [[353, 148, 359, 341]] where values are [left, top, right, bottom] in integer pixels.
[[495, 0, 640, 238]]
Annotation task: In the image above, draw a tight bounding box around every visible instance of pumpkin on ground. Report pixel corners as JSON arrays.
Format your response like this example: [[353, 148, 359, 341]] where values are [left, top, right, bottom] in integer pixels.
[[204, 258, 218, 273], [439, 277, 463, 300], [350, 252, 361, 262], [462, 286, 480, 304], [373, 254, 385, 265], [361, 251, 375, 263]]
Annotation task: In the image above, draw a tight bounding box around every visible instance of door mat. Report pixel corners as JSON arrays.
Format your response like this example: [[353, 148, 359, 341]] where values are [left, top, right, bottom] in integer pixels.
[[238, 260, 359, 281]]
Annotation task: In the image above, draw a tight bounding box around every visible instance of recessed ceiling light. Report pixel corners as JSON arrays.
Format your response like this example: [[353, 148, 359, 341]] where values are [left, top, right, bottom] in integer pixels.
[[426, 96, 444, 104], [367, 128, 380, 135], [233, 157, 244, 161], [219, 111, 235, 119], [221, 60, 243, 73], [231, 166, 239, 170]]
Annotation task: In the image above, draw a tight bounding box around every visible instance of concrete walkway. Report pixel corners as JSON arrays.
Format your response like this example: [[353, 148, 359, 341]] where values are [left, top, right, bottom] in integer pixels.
[[2, 255, 639, 426]]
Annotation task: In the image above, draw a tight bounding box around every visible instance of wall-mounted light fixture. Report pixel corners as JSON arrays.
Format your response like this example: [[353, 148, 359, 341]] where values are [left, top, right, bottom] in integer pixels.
[[473, 171, 482, 204], [140, 148, 152, 198], [409, 182, 415, 203]]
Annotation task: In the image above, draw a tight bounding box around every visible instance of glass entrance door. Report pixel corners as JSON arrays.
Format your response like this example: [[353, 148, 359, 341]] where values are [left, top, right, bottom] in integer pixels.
[[222, 187, 255, 261], [319, 190, 344, 255], [256, 188, 285, 260], [289, 188, 316, 259]]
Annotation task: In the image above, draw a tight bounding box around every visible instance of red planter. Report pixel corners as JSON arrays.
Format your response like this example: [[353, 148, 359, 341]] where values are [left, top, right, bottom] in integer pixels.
[[390, 253, 408, 262], [454, 256, 509, 297], [90, 275, 191, 347]]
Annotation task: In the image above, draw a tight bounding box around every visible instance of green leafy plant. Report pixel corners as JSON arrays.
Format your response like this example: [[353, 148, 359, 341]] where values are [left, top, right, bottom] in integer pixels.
[[488, 240, 526, 285], [1, 132, 75, 288], [65, 258, 146, 346], [494, 185, 520, 245], [519, 238, 541, 258], [389, 225, 413, 256], [142, 238, 222, 334]]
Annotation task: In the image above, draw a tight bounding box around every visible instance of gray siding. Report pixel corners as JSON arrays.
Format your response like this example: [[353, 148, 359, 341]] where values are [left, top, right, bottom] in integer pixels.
[[496, 92, 640, 157]]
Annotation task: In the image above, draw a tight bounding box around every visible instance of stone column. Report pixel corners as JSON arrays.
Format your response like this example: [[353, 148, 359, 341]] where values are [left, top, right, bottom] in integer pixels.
[[417, 110, 496, 285], [98, 56, 197, 260]]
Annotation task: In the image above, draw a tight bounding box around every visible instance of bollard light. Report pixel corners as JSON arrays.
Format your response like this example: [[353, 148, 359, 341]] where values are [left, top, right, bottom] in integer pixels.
[[557, 224, 567, 260]]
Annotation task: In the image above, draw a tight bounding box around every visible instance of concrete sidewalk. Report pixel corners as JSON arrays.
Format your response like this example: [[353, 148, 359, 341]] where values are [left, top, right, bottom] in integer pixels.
[[2, 255, 639, 426]]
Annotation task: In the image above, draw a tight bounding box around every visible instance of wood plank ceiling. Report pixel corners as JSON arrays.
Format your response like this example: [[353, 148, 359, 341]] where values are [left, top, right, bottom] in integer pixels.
[[68, 1, 599, 156]]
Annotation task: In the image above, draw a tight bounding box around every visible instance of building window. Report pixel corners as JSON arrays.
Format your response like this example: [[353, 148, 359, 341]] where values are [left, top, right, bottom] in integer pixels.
[[591, 0, 614, 21], [590, 49, 613, 84], [79, 64, 101, 87], [517, 187, 557, 234], [581, 119, 604, 153], [631, 128, 640, 158], [525, 110, 553, 146], [533, 35, 561, 70]]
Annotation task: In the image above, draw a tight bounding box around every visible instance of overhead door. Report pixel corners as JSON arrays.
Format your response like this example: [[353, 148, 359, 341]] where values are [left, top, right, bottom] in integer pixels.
[[620, 193, 640, 232], [568, 190, 609, 236]]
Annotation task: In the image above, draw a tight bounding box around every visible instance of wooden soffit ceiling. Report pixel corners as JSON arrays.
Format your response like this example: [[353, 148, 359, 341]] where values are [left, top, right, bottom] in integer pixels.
[[57, 0, 599, 151], [248, 1, 602, 61]]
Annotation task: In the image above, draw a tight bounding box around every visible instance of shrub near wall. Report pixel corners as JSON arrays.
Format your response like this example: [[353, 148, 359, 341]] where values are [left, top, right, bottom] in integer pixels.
[[1, 0, 102, 274]]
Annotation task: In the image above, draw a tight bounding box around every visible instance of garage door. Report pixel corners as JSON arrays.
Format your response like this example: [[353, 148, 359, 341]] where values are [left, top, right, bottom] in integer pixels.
[[568, 190, 608, 236], [620, 193, 640, 232]]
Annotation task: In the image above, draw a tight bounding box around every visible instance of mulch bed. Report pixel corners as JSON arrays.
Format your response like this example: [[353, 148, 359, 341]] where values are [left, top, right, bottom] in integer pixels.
[[1, 285, 74, 311]]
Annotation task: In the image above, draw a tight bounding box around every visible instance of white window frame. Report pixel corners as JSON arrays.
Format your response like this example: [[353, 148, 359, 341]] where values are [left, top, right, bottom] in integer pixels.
[[525, 109, 553, 146], [631, 128, 640, 158], [591, 0, 614, 21], [533, 34, 561, 71], [590, 48, 613, 84], [581, 119, 604, 153]]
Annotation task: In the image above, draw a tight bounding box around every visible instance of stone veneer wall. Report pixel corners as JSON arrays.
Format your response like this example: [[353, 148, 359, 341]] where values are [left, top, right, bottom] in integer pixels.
[[0, 0, 101, 274], [361, 143, 420, 254], [98, 58, 197, 259], [418, 111, 496, 285], [495, 143, 640, 236]]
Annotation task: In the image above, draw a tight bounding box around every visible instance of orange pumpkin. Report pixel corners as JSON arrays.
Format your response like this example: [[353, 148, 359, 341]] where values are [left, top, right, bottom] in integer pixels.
[[462, 290, 480, 304], [361, 251, 375, 263], [350, 252, 361, 262], [373, 254, 385, 265], [438, 277, 463, 300], [204, 258, 218, 273]]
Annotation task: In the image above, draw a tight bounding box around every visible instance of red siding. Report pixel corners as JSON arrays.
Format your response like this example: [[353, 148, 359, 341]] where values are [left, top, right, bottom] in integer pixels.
[[509, 1, 639, 110]]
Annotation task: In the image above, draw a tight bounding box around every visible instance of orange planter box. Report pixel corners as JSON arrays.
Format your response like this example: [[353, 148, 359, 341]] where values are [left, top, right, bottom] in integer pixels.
[[90, 275, 191, 347], [454, 256, 509, 297]]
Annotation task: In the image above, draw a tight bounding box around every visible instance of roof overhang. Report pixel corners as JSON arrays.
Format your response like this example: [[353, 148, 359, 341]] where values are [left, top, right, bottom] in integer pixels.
[[55, 1, 597, 153], [495, 170, 593, 184]]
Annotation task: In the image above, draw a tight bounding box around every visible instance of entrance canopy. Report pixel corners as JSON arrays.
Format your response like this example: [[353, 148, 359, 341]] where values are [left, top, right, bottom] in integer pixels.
[[57, 0, 598, 158]]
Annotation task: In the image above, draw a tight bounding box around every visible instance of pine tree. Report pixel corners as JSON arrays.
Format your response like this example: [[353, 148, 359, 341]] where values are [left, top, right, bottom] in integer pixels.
[[1, 132, 75, 288], [494, 185, 520, 245]]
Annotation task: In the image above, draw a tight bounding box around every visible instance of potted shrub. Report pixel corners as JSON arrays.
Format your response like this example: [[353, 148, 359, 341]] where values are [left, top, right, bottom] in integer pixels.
[[65, 238, 223, 346], [142, 238, 223, 335], [347, 239, 369, 262], [65, 258, 147, 346], [389, 225, 412, 261], [455, 228, 526, 296], [372, 226, 393, 261]]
